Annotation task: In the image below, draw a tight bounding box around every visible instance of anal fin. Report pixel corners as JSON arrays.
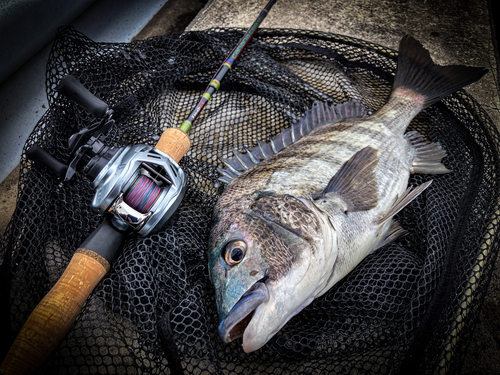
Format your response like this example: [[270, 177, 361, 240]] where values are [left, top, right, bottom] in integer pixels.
[[315, 146, 379, 212], [406, 131, 450, 174], [373, 220, 407, 251], [378, 180, 432, 225]]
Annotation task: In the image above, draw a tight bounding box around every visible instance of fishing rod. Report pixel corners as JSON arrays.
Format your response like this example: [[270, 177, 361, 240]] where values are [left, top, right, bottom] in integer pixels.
[[178, 0, 276, 134], [0, 1, 276, 374]]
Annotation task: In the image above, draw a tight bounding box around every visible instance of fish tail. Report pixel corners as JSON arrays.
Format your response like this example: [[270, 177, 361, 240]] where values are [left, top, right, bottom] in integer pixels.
[[392, 35, 487, 108]]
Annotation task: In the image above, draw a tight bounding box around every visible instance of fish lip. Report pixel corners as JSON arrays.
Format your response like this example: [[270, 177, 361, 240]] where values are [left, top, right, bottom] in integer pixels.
[[218, 281, 269, 344]]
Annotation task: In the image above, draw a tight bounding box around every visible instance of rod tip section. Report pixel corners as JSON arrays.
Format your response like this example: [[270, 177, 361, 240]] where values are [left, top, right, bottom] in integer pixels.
[[155, 128, 191, 163]]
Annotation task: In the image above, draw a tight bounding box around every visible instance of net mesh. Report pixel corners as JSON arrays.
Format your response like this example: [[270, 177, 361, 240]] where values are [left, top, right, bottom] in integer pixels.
[[1, 26, 500, 375]]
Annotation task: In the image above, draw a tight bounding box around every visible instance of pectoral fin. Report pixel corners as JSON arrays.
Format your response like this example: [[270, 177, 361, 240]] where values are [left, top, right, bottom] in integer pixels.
[[315, 146, 379, 212]]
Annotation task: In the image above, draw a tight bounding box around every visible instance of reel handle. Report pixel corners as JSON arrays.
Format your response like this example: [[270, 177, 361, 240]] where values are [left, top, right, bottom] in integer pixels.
[[57, 75, 109, 119], [58, 74, 190, 163], [26, 144, 68, 179], [0, 218, 125, 375]]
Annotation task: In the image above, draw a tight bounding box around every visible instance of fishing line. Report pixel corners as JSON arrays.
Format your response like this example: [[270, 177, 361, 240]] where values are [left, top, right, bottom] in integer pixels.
[[124, 175, 162, 213]]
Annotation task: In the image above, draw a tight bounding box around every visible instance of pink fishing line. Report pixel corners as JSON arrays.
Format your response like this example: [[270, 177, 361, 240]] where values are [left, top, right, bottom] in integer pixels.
[[124, 175, 161, 213]]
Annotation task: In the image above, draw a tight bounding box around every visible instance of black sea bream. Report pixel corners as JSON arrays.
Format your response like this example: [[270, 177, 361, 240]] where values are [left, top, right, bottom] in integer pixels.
[[208, 35, 487, 353]]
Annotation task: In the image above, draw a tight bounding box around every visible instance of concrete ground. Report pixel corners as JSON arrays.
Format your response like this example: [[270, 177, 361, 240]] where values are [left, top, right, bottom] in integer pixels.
[[1, 0, 499, 373]]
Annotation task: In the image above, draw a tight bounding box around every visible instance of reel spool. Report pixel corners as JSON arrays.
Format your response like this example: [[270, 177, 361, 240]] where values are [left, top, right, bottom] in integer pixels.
[[124, 175, 163, 214]]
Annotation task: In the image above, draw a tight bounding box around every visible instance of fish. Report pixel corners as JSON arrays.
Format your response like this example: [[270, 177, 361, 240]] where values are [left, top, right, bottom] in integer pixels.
[[208, 35, 487, 353]]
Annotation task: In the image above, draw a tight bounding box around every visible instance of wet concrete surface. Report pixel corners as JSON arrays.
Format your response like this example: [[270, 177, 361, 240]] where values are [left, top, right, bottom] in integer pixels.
[[133, 0, 209, 39], [1, 0, 499, 373], [0, 166, 19, 236]]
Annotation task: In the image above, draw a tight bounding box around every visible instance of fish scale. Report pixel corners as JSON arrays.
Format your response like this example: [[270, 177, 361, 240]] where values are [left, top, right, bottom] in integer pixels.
[[209, 35, 488, 353], [232, 116, 405, 203]]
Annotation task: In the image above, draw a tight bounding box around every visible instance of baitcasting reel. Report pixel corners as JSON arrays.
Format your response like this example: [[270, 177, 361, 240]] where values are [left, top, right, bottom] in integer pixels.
[[27, 75, 186, 236], [1, 4, 273, 371]]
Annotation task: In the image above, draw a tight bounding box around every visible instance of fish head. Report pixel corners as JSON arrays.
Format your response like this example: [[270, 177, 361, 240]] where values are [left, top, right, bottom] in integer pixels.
[[209, 193, 334, 352]]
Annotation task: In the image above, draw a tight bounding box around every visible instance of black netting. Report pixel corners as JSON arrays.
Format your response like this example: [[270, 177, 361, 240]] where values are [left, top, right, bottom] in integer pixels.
[[1, 26, 500, 375]]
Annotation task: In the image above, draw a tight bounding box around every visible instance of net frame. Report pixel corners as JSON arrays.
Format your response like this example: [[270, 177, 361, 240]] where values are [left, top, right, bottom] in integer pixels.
[[1, 26, 499, 375]]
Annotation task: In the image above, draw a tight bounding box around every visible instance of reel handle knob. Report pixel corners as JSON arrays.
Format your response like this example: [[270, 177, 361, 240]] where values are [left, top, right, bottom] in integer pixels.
[[0, 218, 126, 375], [155, 127, 191, 163], [57, 75, 109, 119], [26, 144, 68, 179]]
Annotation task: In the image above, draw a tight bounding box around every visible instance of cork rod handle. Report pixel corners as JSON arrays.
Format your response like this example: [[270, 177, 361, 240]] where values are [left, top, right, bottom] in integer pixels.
[[0, 250, 110, 375], [154, 127, 191, 163]]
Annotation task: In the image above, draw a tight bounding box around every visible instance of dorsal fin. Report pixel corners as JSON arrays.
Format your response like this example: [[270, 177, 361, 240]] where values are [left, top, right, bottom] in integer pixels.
[[218, 100, 367, 184]]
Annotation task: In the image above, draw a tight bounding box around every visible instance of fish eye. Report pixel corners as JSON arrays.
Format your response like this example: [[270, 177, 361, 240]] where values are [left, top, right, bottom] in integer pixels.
[[223, 240, 247, 266]]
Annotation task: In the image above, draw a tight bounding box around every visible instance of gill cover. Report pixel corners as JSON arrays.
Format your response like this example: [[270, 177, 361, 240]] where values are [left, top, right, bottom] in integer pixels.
[[209, 194, 324, 347]]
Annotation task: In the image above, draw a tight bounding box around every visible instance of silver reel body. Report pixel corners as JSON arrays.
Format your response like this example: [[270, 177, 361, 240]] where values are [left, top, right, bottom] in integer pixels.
[[92, 144, 186, 236]]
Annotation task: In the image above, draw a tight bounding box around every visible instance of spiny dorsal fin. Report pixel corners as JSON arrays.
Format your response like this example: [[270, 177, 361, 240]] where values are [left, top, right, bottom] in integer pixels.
[[405, 131, 450, 174], [218, 100, 367, 183], [378, 180, 432, 225], [314, 146, 379, 212]]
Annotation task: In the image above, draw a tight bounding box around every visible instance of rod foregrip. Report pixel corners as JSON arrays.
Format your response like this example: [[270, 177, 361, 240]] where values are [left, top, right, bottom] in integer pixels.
[[0, 249, 110, 375], [155, 127, 191, 163]]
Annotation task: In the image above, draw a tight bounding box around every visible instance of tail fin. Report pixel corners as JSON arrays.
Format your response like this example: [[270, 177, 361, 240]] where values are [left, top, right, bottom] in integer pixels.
[[393, 35, 488, 108]]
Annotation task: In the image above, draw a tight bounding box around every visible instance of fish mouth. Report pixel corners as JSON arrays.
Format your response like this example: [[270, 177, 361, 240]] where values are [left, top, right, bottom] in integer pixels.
[[218, 281, 269, 344]]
